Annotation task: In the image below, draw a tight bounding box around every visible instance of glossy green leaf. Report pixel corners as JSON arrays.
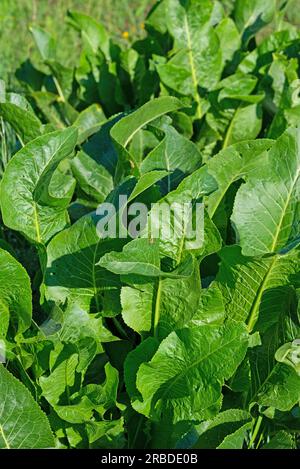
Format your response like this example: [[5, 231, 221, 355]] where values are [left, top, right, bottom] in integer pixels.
[[73, 104, 106, 144], [0, 248, 32, 336], [140, 123, 202, 193], [128, 170, 169, 202], [0, 102, 43, 144], [222, 103, 263, 149], [121, 255, 200, 337], [0, 365, 54, 448], [135, 322, 248, 423], [71, 151, 114, 203], [255, 363, 300, 411], [111, 96, 182, 149], [143, 166, 218, 262], [216, 246, 300, 331], [0, 128, 77, 244], [231, 127, 300, 256], [206, 139, 274, 218], [159, 0, 222, 118]]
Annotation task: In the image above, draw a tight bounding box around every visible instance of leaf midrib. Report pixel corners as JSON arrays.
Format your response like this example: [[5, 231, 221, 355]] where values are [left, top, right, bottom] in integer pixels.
[[270, 167, 300, 253], [183, 13, 201, 119], [153, 278, 162, 338], [0, 423, 10, 449], [246, 256, 277, 332]]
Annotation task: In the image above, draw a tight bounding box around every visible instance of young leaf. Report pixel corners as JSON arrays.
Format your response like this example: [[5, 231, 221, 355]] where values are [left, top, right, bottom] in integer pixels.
[[67, 10, 110, 59]]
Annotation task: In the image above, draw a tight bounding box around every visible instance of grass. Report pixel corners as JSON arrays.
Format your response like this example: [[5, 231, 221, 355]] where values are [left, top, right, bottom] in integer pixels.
[[0, 0, 155, 86]]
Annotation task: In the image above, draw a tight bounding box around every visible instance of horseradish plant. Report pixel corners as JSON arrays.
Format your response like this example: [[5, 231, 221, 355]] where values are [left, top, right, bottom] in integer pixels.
[[0, 0, 299, 449]]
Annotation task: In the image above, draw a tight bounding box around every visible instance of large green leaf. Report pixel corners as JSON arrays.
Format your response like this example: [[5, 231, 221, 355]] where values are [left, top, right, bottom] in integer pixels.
[[45, 213, 122, 310], [145, 166, 218, 262], [110, 96, 183, 177], [231, 127, 300, 256], [0, 128, 78, 244], [190, 283, 225, 326], [0, 365, 54, 448], [99, 238, 195, 278], [216, 246, 300, 331], [157, 0, 222, 118], [45, 179, 135, 309], [134, 322, 248, 423], [120, 254, 200, 337], [0, 249, 32, 336]]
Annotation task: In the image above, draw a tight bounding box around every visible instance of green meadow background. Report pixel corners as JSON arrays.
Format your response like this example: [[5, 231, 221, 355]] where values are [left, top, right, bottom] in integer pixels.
[[0, 0, 155, 85]]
